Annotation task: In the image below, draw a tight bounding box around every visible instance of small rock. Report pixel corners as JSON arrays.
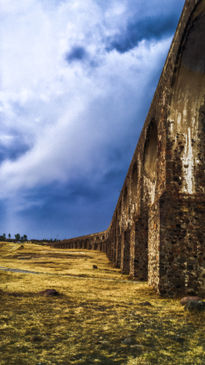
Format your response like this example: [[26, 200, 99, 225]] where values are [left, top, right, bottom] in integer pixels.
[[93, 265, 98, 269], [101, 340, 109, 345], [130, 344, 143, 353], [32, 335, 42, 342], [138, 301, 152, 307], [122, 337, 135, 345], [38, 289, 60, 297], [169, 335, 185, 344], [175, 336, 185, 344], [184, 300, 205, 312], [180, 296, 202, 306]]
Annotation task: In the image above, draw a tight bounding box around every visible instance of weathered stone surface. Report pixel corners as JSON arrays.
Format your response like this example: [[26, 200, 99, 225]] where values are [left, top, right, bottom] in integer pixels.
[[180, 296, 203, 306], [184, 300, 205, 312], [52, 0, 205, 297]]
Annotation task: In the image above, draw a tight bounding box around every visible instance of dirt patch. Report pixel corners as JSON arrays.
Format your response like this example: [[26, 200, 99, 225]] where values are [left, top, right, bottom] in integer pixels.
[[10, 252, 93, 260], [0, 289, 63, 298], [31, 261, 58, 265], [0, 290, 35, 298]]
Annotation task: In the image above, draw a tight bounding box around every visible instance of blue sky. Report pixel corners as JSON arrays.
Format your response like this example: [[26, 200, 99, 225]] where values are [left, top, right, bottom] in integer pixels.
[[0, 0, 185, 239]]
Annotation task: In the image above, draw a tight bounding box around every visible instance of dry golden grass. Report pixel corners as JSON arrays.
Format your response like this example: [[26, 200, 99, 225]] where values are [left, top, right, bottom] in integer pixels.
[[0, 242, 122, 279], [0, 242, 204, 365]]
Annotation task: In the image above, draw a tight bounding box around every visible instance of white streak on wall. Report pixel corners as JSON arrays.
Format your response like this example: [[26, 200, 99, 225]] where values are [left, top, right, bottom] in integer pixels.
[[183, 106, 187, 119], [182, 127, 195, 194], [170, 120, 174, 134], [177, 113, 182, 127]]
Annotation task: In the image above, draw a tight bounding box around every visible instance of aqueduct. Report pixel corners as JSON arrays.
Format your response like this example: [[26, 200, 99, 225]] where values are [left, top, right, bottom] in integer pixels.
[[53, 0, 205, 297]]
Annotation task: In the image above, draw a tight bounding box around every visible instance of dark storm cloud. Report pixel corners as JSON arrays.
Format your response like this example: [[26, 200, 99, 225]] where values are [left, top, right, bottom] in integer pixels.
[[0, 128, 30, 164], [0, 144, 29, 163], [0, 200, 6, 223], [16, 180, 116, 239], [65, 46, 88, 63], [107, 14, 181, 53], [16, 162, 127, 239]]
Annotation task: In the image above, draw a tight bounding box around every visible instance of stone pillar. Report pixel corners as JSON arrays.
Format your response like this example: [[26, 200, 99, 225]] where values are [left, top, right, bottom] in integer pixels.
[[115, 235, 120, 268], [148, 203, 160, 290], [113, 225, 120, 268], [158, 193, 205, 296], [112, 234, 116, 264], [121, 229, 131, 274], [129, 224, 136, 278], [130, 216, 148, 280]]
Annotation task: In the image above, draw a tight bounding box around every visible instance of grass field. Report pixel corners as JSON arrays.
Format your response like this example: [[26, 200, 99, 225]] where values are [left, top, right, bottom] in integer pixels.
[[0, 242, 204, 365]]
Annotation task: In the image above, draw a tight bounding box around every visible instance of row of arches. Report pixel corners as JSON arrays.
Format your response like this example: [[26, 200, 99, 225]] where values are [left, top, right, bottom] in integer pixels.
[[106, 119, 159, 280], [107, 0, 205, 294], [53, 0, 205, 296]]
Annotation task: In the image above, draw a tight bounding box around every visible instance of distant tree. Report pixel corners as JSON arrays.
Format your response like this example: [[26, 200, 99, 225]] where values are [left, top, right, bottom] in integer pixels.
[[8, 233, 11, 239], [2, 233, 6, 240], [21, 234, 28, 242], [15, 233, 21, 242]]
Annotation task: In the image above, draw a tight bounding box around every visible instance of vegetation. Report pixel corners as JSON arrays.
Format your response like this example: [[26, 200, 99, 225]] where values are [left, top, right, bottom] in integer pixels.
[[0, 242, 204, 365], [0, 233, 28, 242]]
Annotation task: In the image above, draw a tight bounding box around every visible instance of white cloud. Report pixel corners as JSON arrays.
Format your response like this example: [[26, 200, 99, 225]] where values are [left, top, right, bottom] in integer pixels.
[[0, 0, 173, 205]]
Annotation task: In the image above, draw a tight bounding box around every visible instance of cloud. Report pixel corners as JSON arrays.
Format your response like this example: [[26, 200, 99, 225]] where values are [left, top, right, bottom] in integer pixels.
[[0, 38, 171, 195], [107, 15, 180, 53], [0, 140, 29, 163], [0, 0, 185, 238], [65, 46, 88, 63], [104, 0, 185, 53]]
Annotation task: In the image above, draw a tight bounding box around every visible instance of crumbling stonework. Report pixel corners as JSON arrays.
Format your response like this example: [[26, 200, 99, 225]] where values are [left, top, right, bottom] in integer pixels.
[[52, 0, 205, 297]]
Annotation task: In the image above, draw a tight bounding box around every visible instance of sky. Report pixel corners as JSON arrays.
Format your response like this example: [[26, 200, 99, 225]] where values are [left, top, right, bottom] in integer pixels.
[[0, 0, 185, 239]]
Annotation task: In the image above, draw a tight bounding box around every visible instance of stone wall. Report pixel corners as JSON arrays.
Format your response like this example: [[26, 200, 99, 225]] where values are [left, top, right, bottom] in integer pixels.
[[52, 0, 205, 297]]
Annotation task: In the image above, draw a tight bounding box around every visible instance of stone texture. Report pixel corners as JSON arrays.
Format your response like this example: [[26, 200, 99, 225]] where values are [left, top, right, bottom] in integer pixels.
[[180, 296, 203, 305], [52, 0, 205, 297], [184, 300, 205, 312]]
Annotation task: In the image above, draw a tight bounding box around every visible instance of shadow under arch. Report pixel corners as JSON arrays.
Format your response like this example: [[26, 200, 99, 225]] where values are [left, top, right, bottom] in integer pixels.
[[143, 120, 158, 183], [131, 161, 138, 198]]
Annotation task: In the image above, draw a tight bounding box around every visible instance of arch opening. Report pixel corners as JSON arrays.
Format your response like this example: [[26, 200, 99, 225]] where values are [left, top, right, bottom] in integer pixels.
[[131, 161, 138, 196], [144, 121, 158, 181]]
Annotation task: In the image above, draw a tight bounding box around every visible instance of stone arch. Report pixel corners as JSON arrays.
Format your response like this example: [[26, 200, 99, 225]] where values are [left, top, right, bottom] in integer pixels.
[[144, 120, 158, 182], [169, 0, 205, 195], [121, 185, 128, 227], [131, 161, 138, 196], [123, 228, 131, 274], [115, 214, 121, 268], [123, 185, 128, 204]]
